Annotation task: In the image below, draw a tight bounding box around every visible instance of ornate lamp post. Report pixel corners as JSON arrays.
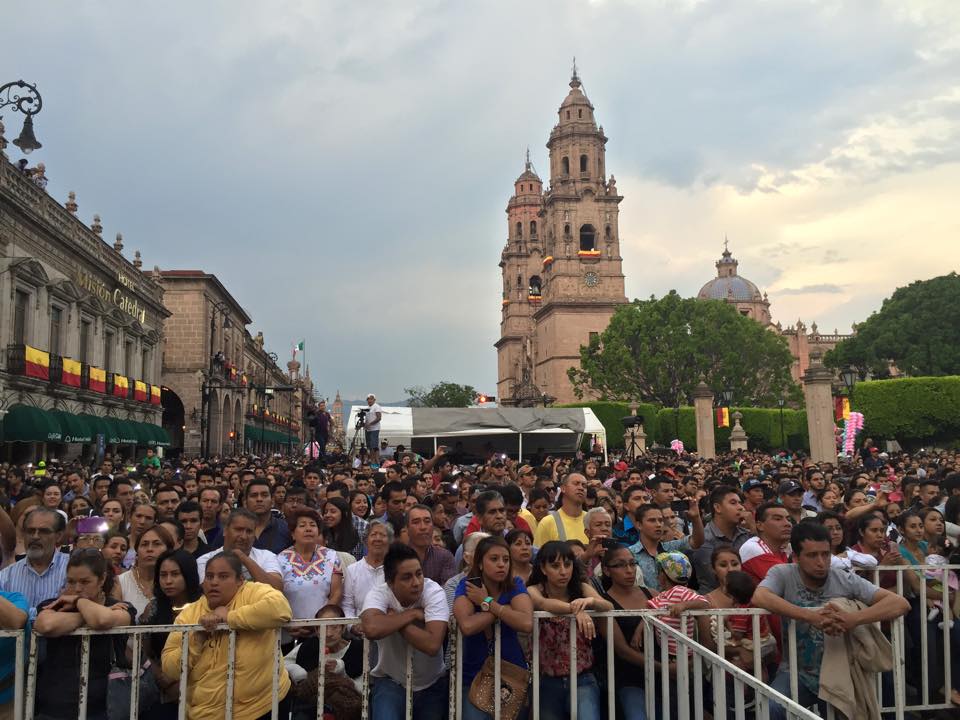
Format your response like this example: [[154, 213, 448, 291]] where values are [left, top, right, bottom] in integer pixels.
[[841, 367, 858, 397], [721, 387, 734, 407], [0, 80, 43, 153], [201, 300, 231, 457]]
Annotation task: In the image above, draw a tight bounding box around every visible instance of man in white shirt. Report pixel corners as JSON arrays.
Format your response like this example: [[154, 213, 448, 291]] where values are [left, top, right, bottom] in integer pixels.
[[361, 543, 448, 720], [196, 509, 283, 591], [364, 394, 383, 462]]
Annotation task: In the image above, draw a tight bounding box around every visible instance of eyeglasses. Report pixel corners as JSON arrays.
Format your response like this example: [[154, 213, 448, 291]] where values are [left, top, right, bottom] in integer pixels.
[[606, 560, 639, 569]]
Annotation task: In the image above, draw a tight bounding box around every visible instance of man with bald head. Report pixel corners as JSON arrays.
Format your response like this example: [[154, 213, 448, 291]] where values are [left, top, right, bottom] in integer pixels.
[[533, 472, 589, 545]]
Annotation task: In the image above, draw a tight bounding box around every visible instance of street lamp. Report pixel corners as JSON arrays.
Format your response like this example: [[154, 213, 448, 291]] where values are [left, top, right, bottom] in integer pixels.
[[841, 366, 857, 395], [721, 387, 734, 406], [1, 80, 43, 153], [200, 299, 231, 458]]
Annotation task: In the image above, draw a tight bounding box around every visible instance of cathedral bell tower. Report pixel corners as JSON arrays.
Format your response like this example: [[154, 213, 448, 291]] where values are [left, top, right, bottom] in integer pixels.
[[496, 64, 628, 406]]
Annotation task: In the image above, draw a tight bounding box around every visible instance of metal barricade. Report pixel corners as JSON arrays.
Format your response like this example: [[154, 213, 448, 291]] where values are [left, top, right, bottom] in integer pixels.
[[0, 629, 26, 720], [16, 616, 396, 720]]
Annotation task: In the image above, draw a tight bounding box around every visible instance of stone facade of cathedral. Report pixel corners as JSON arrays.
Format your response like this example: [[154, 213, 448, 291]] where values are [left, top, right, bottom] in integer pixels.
[[496, 69, 628, 406], [696, 243, 853, 382]]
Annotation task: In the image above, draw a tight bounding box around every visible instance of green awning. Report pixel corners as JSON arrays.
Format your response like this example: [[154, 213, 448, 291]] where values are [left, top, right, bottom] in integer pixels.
[[2, 405, 63, 442], [78, 413, 110, 442], [99, 417, 123, 445], [114, 420, 138, 445], [153, 425, 171, 448], [52, 411, 93, 444], [129, 422, 153, 447]]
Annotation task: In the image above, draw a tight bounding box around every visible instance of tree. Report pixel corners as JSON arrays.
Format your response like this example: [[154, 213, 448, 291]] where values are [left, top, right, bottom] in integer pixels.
[[404, 381, 478, 408], [824, 273, 960, 378], [568, 292, 796, 407]]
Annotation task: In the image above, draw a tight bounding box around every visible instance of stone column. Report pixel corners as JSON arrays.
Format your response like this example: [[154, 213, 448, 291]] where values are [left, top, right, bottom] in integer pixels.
[[729, 411, 749, 452], [802, 350, 836, 464], [692, 379, 716, 459]]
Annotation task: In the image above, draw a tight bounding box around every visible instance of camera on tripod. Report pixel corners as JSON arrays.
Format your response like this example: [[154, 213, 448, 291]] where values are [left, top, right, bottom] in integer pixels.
[[355, 408, 368, 429], [621, 415, 644, 429]]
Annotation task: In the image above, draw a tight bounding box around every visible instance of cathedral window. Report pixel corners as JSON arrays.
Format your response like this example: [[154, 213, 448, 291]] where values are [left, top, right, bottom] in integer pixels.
[[580, 154, 588, 173], [579, 224, 596, 251], [566, 111, 571, 120], [578, 109, 583, 119], [516, 221, 522, 240], [564, 224, 571, 237], [530, 220, 537, 238], [528, 276, 542, 297], [561, 156, 570, 175], [605, 225, 612, 240]]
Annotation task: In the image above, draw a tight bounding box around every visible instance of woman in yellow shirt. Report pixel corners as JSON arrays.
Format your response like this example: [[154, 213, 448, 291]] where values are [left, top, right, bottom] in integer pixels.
[[162, 551, 293, 720]]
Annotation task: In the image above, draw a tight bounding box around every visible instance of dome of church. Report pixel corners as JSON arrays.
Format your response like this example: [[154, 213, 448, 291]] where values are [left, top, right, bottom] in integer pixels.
[[697, 275, 762, 301], [697, 244, 763, 301]]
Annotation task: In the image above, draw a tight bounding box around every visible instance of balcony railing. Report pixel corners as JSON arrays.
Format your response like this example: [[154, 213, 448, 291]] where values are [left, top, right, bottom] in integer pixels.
[[5, 344, 26, 375]]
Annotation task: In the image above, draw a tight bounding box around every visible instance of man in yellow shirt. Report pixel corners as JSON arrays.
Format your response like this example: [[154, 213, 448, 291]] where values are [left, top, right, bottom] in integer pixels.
[[533, 472, 589, 546]]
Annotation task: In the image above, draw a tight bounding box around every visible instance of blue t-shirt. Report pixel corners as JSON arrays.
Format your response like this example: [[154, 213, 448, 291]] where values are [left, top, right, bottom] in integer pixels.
[[455, 576, 529, 686], [0, 591, 28, 703]]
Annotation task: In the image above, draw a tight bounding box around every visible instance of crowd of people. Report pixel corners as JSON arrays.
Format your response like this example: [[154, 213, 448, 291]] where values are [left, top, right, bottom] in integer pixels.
[[0, 438, 957, 720]]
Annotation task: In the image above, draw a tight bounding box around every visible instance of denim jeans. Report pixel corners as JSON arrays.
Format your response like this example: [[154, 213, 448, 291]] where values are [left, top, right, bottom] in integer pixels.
[[618, 685, 648, 720], [767, 670, 826, 720], [365, 430, 380, 450], [371, 675, 448, 720], [538, 672, 601, 720]]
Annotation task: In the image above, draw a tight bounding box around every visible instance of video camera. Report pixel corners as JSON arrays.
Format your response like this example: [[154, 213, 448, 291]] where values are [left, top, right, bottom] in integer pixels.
[[355, 408, 368, 430], [621, 415, 644, 429]]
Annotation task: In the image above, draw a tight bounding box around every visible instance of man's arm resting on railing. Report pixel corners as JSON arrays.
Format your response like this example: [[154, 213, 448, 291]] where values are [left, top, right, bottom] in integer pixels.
[[399, 619, 446, 656], [826, 587, 910, 631], [361, 607, 423, 640], [0, 595, 27, 630], [751, 587, 832, 629]]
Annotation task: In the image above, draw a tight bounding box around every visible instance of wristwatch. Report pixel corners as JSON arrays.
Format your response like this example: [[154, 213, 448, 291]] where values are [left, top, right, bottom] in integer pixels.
[[480, 596, 494, 612]]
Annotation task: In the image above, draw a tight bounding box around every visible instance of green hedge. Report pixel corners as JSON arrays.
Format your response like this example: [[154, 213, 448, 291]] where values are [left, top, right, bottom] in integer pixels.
[[850, 376, 960, 444], [561, 401, 805, 451], [654, 406, 809, 451], [559, 401, 660, 449]]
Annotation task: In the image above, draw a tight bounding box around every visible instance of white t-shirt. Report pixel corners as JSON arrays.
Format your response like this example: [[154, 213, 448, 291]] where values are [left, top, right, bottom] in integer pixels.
[[117, 570, 151, 616], [366, 403, 383, 431], [342, 557, 384, 619], [361, 579, 447, 690], [196, 547, 281, 580]]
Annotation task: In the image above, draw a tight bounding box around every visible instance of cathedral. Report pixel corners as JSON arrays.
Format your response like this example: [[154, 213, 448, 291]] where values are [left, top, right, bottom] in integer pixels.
[[495, 68, 851, 406], [495, 67, 627, 406]]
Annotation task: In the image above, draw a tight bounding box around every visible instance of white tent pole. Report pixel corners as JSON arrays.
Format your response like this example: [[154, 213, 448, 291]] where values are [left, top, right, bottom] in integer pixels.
[[433, 437, 437, 455], [518, 433, 523, 463]]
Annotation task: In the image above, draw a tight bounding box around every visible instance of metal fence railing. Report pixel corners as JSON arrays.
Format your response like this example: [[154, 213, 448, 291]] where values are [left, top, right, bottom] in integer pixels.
[[3, 564, 957, 720]]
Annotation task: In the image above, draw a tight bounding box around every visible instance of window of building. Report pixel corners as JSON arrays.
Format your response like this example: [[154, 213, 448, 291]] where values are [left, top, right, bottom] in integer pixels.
[[564, 223, 571, 237], [740, 310, 750, 317], [515, 221, 522, 240], [142, 347, 151, 381], [13, 290, 29, 345], [104, 329, 114, 372], [125, 340, 136, 377], [580, 154, 588, 173], [49, 307, 62, 357], [528, 276, 542, 297], [530, 220, 537, 237], [605, 225, 612, 240], [578, 109, 583, 119], [579, 224, 596, 251], [561, 157, 569, 175], [79, 319, 91, 364], [566, 111, 570, 120]]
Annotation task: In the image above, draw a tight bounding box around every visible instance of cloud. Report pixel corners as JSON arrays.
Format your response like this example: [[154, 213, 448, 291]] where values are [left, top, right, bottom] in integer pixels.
[[5, 1, 960, 399], [777, 284, 846, 296]]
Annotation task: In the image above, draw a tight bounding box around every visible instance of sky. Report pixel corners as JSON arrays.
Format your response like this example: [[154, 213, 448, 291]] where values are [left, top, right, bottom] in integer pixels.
[[4, 1, 959, 402]]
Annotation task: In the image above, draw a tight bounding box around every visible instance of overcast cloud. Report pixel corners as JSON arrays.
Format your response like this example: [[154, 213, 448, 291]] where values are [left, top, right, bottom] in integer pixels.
[[5, 1, 959, 401]]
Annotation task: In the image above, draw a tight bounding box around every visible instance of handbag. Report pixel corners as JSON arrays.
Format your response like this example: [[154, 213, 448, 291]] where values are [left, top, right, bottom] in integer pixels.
[[468, 653, 530, 720]]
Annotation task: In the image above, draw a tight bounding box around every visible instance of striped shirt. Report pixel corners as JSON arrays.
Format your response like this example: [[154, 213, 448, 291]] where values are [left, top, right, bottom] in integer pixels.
[[0, 552, 69, 613]]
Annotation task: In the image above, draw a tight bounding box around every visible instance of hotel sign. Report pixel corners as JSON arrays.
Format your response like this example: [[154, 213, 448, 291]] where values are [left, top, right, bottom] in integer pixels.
[[75, 268, 148, 324]]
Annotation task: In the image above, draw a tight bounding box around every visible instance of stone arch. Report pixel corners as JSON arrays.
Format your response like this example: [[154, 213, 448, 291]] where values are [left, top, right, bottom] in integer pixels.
[[221, 393, 232, 455], [208, 388, 222, 455], [579, 224, 596, 251], [234, 397, 243, 451]]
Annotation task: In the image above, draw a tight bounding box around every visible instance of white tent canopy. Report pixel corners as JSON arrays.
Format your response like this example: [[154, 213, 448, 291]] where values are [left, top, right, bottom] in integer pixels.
[[345, 406, 607, 462]]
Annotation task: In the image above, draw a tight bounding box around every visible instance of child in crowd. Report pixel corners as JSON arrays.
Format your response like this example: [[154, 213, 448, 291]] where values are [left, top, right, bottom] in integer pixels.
[[723, 571, 777, 676], [647, 552, 710, 656], [924, 543, 959, 628]]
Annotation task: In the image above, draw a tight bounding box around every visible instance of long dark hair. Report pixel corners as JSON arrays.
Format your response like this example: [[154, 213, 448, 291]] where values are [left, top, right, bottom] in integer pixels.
[[324, 496, 360, 553], [349, 490, 371, 519], [529, 540, 586, 601], [466, 535, 514, 596], [148, 549, 202, 658]]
